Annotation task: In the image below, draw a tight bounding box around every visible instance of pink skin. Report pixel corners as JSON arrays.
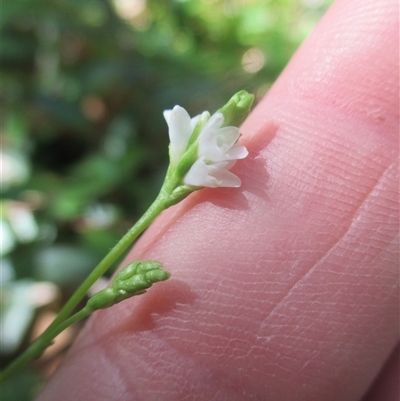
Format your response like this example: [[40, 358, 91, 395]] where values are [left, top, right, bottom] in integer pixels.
[[37, 0, 399, 400]]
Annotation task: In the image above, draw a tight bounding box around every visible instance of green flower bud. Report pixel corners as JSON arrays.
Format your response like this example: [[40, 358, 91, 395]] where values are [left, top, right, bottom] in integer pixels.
[[86, 260, 171, 311], [114, 260, 141, 281], [117, 273, 151, 293], [136, 260, 164, 274], [216, 90, 254, 127], [144, 268, 171, 283]]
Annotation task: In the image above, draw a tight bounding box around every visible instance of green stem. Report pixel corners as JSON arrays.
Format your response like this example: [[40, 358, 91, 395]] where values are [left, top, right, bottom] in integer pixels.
[[0, 189, 170, 382], [0, 307, 92, 383]]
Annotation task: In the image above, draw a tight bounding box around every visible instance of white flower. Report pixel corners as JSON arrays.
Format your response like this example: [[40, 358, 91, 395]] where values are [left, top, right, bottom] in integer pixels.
[[163, 106, 248, 188], [163, 106, 205, 166]]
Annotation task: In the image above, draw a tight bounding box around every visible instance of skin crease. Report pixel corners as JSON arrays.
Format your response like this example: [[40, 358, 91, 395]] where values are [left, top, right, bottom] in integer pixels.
[[36, 0, 398, 400]]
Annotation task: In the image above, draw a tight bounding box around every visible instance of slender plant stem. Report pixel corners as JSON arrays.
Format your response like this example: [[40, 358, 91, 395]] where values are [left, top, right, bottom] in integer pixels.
[[0, 190, 169, 382]]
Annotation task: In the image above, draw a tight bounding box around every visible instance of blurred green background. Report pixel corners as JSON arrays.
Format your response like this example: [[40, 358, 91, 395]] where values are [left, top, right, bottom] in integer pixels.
[[1, 0, 333, 398]]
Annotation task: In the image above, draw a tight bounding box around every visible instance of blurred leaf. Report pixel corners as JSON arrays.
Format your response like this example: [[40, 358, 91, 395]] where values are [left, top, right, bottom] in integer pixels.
[[1, 35, 36, 64], [1, 280, 36, 355], [34, 95, 88, 131], [34, 245, 98, 288], [81, 229, 121, 260], [1, 0, 32, 28], [0, 367, 42, 401]]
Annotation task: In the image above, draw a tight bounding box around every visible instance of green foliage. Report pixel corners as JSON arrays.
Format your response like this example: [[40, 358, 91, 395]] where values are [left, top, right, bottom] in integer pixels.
[[1, 0, 333, 396], [0, 367, 42, 401]]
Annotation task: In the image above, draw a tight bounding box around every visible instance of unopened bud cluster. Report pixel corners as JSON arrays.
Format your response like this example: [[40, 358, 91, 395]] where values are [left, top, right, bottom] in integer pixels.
[[87, 260, 170, 310]]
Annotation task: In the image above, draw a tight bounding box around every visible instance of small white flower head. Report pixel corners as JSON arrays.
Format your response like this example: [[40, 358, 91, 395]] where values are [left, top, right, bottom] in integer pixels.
[[163, 93, 252, 189]]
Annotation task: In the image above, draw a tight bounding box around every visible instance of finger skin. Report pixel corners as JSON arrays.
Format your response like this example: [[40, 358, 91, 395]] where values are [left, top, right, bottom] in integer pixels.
[[37, 0, 399, 400]]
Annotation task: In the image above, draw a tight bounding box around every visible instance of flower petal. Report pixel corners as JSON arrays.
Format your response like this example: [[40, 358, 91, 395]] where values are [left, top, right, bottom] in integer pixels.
[[224, 143, 248, 160], [201, 144, 226, 162], [163, 110, 172, 123], [210, 169, 242, 187], [183, 159, 211, 187], [202, 112, 224, 131], [183, 159, 242, 188], [164, 106, 192, 163], [215, 127, 241, 151], [206, 160, 233, 173], [198, 121, 243, 163]]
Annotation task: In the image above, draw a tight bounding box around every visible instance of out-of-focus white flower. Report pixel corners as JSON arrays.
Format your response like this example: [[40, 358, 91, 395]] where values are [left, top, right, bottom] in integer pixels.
[[163, 106, 248, 188]]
